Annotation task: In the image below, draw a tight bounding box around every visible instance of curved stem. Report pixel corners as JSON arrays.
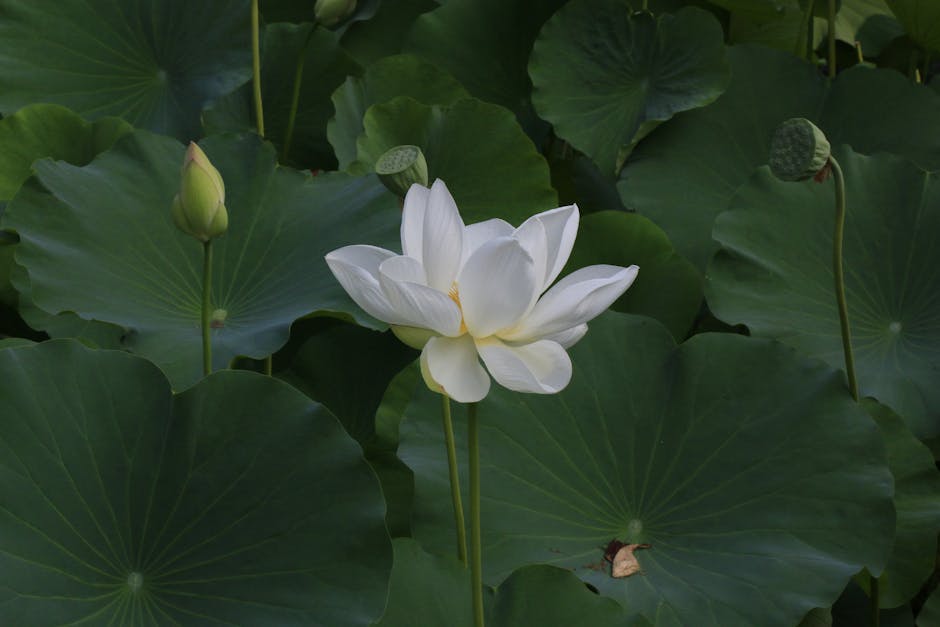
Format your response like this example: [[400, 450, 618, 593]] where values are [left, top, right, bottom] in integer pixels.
[[441, 396, 468, 565], [201, 240, 213, 377], [468, 402, 484, 627], [827, 0, 837, 78], [831, 157, 877, 624], [281, 29, 313, 163], [829, 157, 858, 402], [251, 0, 265, 137]]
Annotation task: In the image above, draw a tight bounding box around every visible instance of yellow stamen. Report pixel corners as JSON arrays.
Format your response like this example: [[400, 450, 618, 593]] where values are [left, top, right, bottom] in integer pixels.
[[448, 282, 469, 335]]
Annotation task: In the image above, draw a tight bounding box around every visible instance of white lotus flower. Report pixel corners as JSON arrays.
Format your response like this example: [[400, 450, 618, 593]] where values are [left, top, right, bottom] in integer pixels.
[[326, 179, 638, 403]]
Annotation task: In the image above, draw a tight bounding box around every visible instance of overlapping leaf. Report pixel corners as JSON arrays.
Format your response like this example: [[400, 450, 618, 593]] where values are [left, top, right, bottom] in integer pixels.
[[0, 340, 391, 625], [707, 148, 940, 438], [2, 131, 401, 389], [619, 45, 940, 269], [353, 97, 558, 224], [529, 2, 730, 175], [405, 0, 567, 138], [377, 539, 640, 627], [395, 312, 894, 626], [566, 211, 702, 340], [329, 54, 468, 169]]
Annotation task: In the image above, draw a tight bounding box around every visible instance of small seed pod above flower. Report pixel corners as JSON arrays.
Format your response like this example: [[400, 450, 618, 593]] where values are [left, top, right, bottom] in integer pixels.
[[314, 0, 357, 27], [768, 118, 832, 182], [171, 142, 228, 242], [375, 145, 429, 198]]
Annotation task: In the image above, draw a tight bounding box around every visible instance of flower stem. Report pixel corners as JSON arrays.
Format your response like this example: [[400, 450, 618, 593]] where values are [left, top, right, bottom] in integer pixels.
[[202, 240, 213, 377], [830, 157, 875, 623], [264, 355, 273, 376], [829, 157, 858, 402], [468, 402, 484, 627], [827, 0, 837, 78], [251, 0, 265, 137], [796, 0, 815, 61], [282, 29, 312, 163], [442, 395, 468, 565]]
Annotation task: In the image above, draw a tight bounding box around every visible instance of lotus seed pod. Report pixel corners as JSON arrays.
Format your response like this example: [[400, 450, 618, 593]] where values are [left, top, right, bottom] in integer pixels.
[[375, 145, 429, 198], [172, 142, 228, 242], [768, 118, 831, 182], [315, 0, 357, 27]]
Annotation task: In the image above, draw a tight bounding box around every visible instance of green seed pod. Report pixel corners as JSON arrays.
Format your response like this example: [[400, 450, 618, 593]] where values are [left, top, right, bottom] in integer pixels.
[[315, 0, 357, 27], [375, 145, 429, 198], [172, 142, 228, 242], [768, 118, 831, 182]]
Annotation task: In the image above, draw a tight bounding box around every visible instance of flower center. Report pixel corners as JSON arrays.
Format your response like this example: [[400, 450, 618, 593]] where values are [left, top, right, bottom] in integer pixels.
[[448, 283, 469, 335]]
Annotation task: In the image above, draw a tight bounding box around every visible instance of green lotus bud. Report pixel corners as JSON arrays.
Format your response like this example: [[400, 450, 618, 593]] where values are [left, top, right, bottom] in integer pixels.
[[172, 142, 228, 242], [768, 118, 831, 182], [315, 0, 357, 27], [375, 145, 429, 198]]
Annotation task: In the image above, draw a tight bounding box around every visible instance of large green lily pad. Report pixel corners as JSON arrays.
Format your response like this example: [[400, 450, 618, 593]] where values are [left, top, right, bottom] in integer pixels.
[[395, 312, 894, 626], [328, 54, 469, 169], [619, 44, 940, 270], [0, 0, 251, 141], [0, 340, 391, 625], [377, 538, 640, 627], [1, 131, 401, 389], [203, 23, 360, 169], [529, 2, 730, 175], [353, 96, 558, 224], [404, 0, 567, 138], [707, 148, 940, 438]]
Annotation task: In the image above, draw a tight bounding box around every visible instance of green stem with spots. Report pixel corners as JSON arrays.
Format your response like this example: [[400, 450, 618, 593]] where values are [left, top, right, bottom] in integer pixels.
[[468, 402, 484, 627], [251, 0, 265, 137], [202, 240, 213, 377], [442, 395, 468, 564]]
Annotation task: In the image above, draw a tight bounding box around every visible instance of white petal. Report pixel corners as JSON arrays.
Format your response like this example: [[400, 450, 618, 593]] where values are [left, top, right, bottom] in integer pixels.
[[401, 183, 430, 261], [325, 245, 399, 322], [379, 257, 462, 336], [461, 218, 514, 266], [476, 337, 572, 394], [502, 264, 639, 342], [515, 204, 579, 292], [511, 217, 548, 308], [422, 335, 491, 403], [423, 179, 465, 292], [542, 323, 588, 348], [458, 236, 538, 338], [379, 254, 427, 285]]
